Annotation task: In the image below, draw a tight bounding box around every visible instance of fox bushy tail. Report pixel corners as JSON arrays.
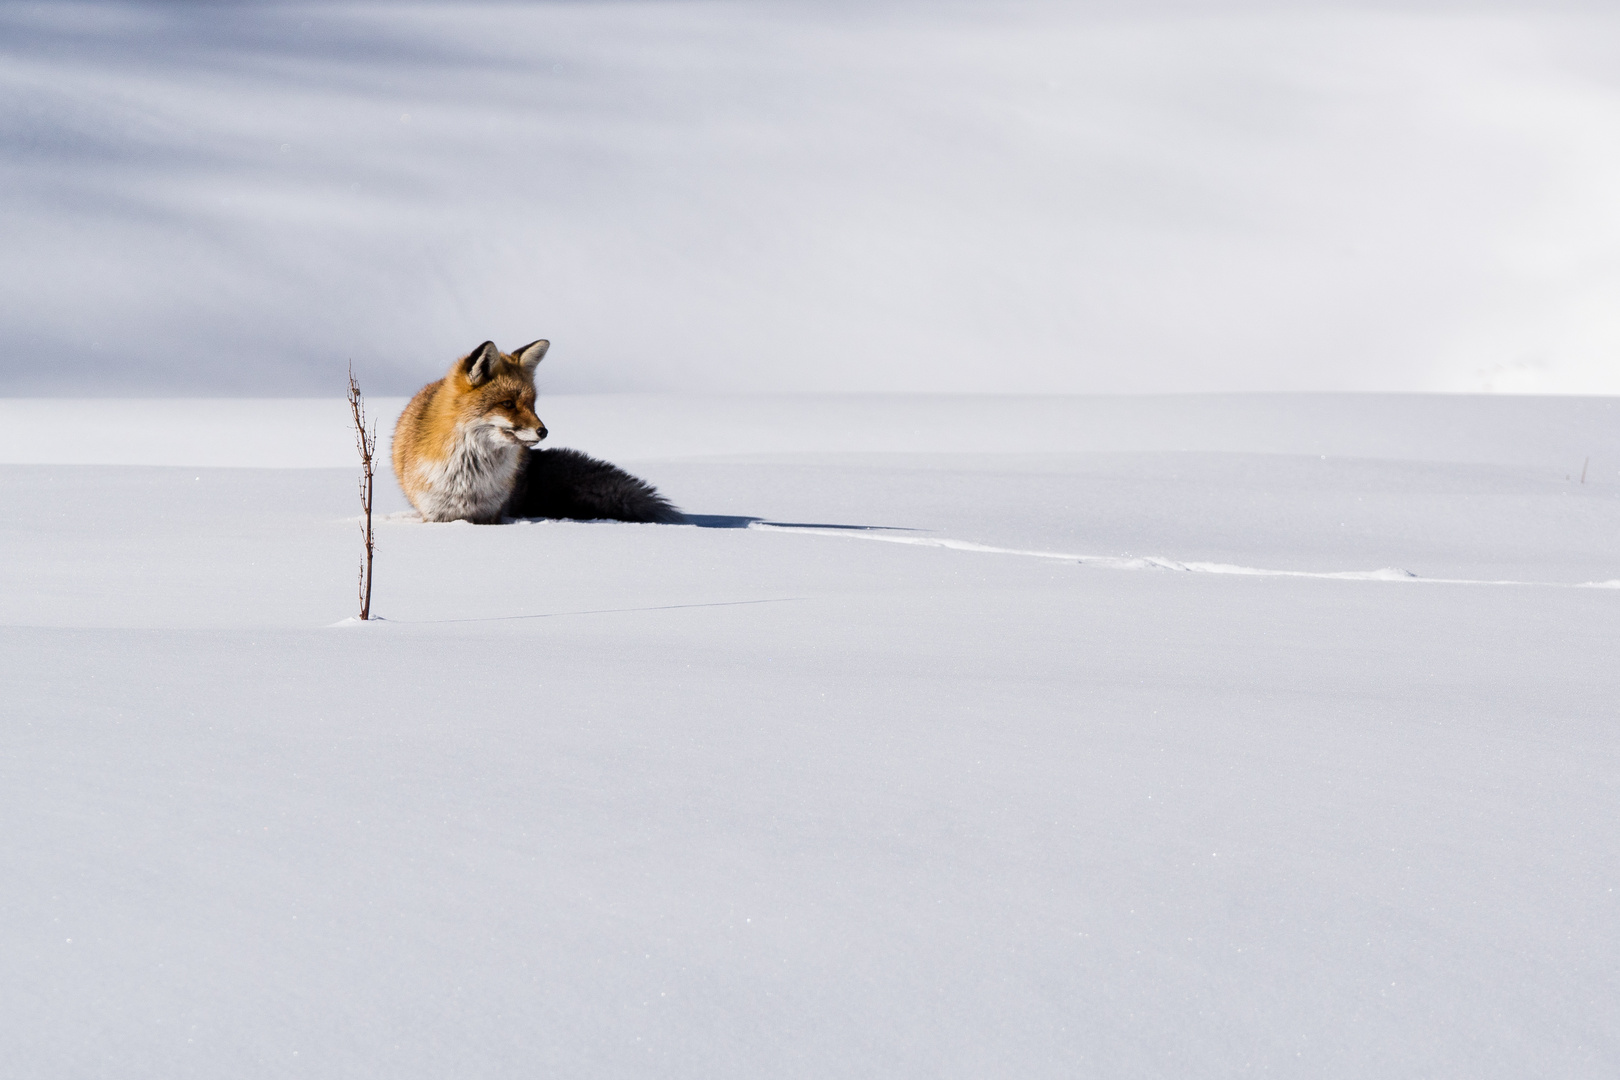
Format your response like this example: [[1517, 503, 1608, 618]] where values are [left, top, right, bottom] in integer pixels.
[[506, 448, 683, 524]]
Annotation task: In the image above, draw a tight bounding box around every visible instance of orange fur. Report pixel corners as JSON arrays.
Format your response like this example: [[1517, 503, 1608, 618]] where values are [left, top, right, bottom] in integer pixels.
[[391, 340, 549, 523]]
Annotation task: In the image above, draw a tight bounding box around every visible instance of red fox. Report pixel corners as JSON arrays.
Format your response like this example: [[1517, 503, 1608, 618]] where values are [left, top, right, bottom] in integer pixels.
[[390, 340, 682, 524]]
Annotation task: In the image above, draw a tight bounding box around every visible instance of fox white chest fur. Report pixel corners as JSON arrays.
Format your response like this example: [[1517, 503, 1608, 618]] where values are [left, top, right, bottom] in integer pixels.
[[409, 421, 526, 523]]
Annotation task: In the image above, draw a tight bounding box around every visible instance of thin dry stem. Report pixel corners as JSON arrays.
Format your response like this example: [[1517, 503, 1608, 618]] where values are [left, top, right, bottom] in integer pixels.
[[348, 364, 377, 620]]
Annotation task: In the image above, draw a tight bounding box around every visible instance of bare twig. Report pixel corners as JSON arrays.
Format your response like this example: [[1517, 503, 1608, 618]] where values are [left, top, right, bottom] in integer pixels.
[[1581, 456, 1588, 484], [348, 364, 377, 620]]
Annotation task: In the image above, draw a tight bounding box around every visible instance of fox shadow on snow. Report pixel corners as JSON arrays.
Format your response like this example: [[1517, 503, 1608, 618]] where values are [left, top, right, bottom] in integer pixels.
[[503, 512, 916, 531], [679, 515, 917, 531]]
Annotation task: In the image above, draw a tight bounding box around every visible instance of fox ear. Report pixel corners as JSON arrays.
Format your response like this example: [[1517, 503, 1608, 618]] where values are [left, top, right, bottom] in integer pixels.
[[462, 341, 500, 386], [515, 339, 550, 373]]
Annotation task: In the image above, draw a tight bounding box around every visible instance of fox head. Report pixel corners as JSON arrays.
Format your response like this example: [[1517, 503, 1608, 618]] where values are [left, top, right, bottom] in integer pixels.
[[450, 339, 549, 447]]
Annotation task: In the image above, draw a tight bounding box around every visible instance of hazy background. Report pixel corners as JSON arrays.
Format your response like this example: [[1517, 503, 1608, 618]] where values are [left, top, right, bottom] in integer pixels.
[[4, 0, 1620, 397]]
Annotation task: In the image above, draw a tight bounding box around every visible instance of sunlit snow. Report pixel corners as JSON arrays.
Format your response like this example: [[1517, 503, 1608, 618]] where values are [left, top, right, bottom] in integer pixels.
[[4, 393, 1618, 1077]]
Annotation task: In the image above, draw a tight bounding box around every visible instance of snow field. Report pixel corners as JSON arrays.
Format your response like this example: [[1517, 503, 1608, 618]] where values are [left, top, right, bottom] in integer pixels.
[[2, 393, 1618, 1077]]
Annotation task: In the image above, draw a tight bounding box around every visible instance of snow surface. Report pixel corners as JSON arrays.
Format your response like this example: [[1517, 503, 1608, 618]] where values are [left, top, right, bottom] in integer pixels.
[[4, 393, 1619, 1077], [7, 1, 1620, 396]]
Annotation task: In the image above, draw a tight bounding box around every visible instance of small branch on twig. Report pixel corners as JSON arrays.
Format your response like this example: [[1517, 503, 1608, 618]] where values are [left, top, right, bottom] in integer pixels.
[[348, 363, 377, 620]]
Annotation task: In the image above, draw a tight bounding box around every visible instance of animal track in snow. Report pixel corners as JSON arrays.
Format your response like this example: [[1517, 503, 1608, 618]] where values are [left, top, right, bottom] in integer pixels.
[[748, 523, 1620, 590]]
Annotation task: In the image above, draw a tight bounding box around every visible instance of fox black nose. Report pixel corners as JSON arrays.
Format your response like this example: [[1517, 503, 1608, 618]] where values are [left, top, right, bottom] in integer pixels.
[[536, 426, 548, 442]]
